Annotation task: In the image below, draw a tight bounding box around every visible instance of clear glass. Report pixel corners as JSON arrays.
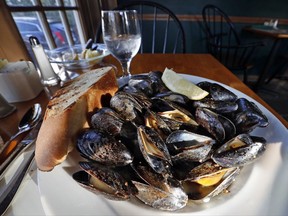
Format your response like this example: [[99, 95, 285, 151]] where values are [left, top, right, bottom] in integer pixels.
[[101, 10, 141, 77]]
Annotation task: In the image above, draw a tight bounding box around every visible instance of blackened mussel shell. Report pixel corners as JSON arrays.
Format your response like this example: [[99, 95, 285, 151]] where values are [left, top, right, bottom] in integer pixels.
[[166, 130, 216, 163], [212, 134, 267, 167], [195, 107, 236, 142], [197, 82, 237, 102], [73, 162, 132, 200], [77, 129, 133, 166], [137, 126, 172, 174], [232, 98, 269, 133]]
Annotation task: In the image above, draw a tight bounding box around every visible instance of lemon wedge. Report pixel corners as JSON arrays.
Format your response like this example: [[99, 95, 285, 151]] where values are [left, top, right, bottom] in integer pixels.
[[0, 59, 8, 69], [161, 68, 209, 100], [81, 49, 101, 59]]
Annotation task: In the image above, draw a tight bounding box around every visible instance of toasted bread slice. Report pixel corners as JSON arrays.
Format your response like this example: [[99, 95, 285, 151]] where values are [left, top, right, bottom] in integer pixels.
[[35, 67, 118, 171]]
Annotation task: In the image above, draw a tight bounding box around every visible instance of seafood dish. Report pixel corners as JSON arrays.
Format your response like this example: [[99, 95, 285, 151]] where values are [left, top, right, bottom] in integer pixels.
[[72, 71, 269, 211]]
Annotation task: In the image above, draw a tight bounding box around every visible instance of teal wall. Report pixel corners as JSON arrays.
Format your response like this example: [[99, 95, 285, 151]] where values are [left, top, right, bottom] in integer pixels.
[[118, 0, 288, 76]]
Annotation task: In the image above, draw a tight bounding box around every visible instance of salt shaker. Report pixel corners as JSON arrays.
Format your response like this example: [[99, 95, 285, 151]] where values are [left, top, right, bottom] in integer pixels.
[[29, 36, 61, 98]]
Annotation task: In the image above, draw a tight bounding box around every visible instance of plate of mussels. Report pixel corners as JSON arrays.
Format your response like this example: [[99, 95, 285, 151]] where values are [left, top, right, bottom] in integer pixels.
[[38, 72, 288, 216]]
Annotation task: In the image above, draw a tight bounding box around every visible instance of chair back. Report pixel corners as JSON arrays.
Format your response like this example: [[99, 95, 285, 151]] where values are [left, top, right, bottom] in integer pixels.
[[202, 4, 258, 71], [96, 1, 186, 53]]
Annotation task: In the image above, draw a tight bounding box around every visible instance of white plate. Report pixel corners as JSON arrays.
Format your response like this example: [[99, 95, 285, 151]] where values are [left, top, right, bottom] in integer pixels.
[[37, 74, 288, 216]]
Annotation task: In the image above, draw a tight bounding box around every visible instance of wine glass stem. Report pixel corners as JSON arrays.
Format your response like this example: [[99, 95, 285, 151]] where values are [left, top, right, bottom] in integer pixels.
[[120, 60, 131, 77]]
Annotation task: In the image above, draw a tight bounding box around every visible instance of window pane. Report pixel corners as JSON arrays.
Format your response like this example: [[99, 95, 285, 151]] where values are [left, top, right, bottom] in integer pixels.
[[64, 0, 76, 7], [40, 0, 56, 6], [65, 10, 80, 44], [45, 10, 79, 47], [5, 0, 34, 6], [13, 12, 51, 49]]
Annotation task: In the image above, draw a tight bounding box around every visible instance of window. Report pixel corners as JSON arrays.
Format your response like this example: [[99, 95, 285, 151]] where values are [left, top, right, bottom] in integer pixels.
[[2, 0, 117, 61], [4, 0, 85, 54]]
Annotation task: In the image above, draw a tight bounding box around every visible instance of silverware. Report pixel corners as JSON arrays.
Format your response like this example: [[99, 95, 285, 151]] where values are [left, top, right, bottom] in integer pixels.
[[0, 117, 42, 215], [0, 103, 42, 165], [0, 120, 41, 179], [0, 148, 35, 215]]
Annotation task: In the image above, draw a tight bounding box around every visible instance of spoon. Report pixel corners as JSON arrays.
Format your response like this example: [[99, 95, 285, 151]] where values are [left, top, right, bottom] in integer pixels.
[[0, 103, 42, 165]]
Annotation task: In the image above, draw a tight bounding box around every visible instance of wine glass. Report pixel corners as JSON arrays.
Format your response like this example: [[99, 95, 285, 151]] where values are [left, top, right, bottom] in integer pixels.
[[101, 10, 141, 77]]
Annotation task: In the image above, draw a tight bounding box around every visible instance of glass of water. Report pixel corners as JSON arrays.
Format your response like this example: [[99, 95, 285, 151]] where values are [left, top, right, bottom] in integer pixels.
[[101, 10, 141, 77]]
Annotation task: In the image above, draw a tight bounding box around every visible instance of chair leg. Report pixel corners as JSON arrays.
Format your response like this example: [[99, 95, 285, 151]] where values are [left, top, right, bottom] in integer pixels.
[[266, 61, 288, 84], [243, 69, 248, 84]]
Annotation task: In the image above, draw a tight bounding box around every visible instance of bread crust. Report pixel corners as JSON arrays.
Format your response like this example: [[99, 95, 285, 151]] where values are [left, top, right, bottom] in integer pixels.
[[35, 67, 118, 171]]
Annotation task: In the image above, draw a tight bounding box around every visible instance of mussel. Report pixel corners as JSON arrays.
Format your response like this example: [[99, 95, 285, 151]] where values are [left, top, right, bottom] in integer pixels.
[[212, 133, 267, 167], [195, 107, 236, 142], [137, 126, 172, 174], [182, 160, 240, 202], [73, 162, 132, 200], [77, 129, 133, 166], [166, 130, 216, 163]]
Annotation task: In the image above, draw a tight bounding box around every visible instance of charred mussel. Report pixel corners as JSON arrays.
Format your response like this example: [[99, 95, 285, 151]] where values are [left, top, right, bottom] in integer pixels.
[[77, 129, 133, 166], [73, 162, 132, 200]]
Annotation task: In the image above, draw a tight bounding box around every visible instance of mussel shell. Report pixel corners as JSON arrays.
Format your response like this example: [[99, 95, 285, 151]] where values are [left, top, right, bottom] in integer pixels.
[[144, 109, 171, 138], [91, 107, 125, 136], [195, 107, 226, 142], [193, 98, 238, 114], [132, 180, 188, 211], [197, 82, 237, 102], [148, 71, 169, 94], [77, 129, 133, 166], [153, 91, 191, 106], [233, 98, 269, 133], [137, 126, 172, 174], [128, 74, 154, 96], [152, 98, 198, 129], [182, 166, 240, 202], [132, 163, 181, 193], [166, 130, 215, 163], [110, 91, 144, 124], [73, 162, 131, 200], [212, 134, 267, 167]]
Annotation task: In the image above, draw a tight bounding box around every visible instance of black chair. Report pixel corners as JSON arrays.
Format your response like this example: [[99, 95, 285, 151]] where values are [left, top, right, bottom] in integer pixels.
[[96, 1, 186, 54], [202, 4, 264, 84]]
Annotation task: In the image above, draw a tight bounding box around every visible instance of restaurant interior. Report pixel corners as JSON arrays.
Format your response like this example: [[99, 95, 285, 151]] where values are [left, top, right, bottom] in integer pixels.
[[0, 0, 288, 215], [1, 0, 287, 121]]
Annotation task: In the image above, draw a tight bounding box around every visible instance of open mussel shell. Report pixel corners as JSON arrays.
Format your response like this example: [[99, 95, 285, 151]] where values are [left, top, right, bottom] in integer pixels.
[[73, 162, 132, 200], [151, 98, 198, 130], [144, 109, 171, 139], [137, 126, 172, 174], [182, 163, 241, 203], [132, 163, 182, 193], [77, 129, 133, 166], [212, 134, 267, 167], [132, 180, 188, 211], [166, 130, 216, 163]]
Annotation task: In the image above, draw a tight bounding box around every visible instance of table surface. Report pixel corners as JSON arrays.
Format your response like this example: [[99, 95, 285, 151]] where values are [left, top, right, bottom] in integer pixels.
[[1, 53, 288, 215], [0, 54, 287, 140], [244, 25, 288, 39]]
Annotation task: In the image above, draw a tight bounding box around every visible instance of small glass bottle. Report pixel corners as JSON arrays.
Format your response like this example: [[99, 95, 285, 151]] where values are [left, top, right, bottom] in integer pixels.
[[29, 36, 61, 98]]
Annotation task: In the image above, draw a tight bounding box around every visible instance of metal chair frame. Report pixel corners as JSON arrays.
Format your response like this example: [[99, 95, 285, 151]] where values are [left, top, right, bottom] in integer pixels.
[[96, 1, 186, 54], [202, 4, 263, 84]]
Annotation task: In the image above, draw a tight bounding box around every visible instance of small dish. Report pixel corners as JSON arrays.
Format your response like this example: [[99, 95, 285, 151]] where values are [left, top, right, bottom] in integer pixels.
[[45, 43, 110, 71]]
